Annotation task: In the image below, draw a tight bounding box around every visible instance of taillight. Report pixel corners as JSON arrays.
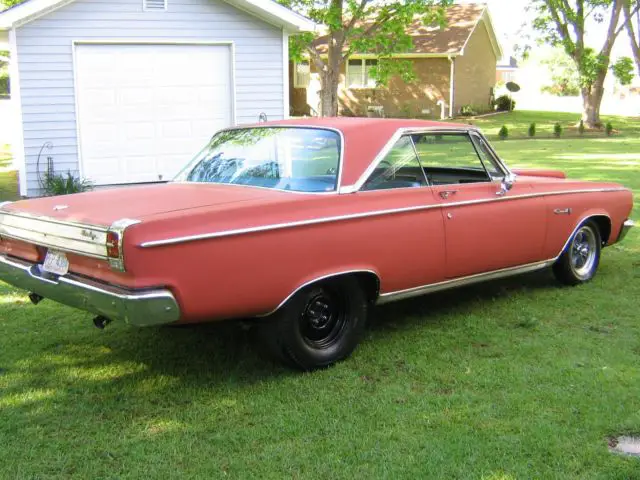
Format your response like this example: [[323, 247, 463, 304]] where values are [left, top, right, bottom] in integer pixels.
[[106, 219, 140, 272], [106, 231, 120, 258]]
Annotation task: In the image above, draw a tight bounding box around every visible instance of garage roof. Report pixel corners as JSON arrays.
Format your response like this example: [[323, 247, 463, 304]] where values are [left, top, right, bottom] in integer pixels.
[[0, 0, 316, 32]]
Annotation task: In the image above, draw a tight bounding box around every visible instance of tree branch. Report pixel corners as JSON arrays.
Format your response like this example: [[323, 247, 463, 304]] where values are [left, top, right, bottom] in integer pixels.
[[600, 0, 623, 57]]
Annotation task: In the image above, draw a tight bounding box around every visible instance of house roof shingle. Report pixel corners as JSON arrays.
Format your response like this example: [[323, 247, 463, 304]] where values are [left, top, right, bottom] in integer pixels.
[[314, 4, 501, 58]]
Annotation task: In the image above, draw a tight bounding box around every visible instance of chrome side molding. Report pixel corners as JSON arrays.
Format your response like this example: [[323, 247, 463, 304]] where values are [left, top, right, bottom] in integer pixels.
[[376, 260, 554, 305], [141, 188, 626, 248]]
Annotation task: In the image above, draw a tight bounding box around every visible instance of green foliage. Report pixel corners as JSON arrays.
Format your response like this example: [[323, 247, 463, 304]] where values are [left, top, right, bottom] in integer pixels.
[[610, 57, 635, 85], [498, 125, 509, 140], [578, 120, 585, 135], [1, 0, 25, 6], [553, 122, 563, 138], [540, 48, 581, 96], [279, 0, 453, 114], [528, 122, 536, 137], [606, 122, 614, 136], [42, 171, 93, 196], [495, 95, 515, 112], [459, 105, 478, 117], [0, 71, 8, 97]]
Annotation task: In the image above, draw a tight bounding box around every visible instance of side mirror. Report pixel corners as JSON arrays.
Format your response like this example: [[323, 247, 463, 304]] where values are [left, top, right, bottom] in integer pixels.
[[496, 174, 515, 196]]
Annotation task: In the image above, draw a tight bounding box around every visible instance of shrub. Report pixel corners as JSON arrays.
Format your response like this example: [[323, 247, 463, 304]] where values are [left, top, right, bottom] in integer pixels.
[[43, 171, 93, 196], [528, 123, 536, 137], [0, 72, 9, 97], [605, 122, 614, 136], [495, 95, 515, 112], [459, 105, 478, 117], [498, 125, 509, 140], [578, 120, 585, 136], [553, 122, 563, 138]]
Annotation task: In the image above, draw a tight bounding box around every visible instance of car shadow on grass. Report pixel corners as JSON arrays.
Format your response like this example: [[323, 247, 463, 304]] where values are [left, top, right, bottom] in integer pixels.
[[368, 268, 560, 334]]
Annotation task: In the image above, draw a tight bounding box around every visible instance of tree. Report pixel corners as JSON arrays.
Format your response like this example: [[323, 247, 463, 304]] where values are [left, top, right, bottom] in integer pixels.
[[623, 1, 640, 74], [1, 0, 25, 8], [530, 0, 634, 127], [279, 0, 452, 116]]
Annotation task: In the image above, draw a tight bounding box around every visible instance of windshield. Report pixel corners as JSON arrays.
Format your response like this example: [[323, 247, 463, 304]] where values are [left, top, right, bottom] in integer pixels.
[[174, 127, 342, 193]]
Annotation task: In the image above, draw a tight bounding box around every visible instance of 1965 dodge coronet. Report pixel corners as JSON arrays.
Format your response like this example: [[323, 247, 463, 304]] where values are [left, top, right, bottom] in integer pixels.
[[0, 118, 634, 369]]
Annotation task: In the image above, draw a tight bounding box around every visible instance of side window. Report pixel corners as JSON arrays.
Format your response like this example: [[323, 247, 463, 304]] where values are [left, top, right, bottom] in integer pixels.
[[362, 136, 428, 191], [411, 133, 491, 186], [471, 134, 504, 180]]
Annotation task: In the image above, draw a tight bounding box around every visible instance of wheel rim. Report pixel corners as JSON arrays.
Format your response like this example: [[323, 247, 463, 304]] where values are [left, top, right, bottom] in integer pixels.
[[570, 226, 597, 278], [299, 288, 349, 349]]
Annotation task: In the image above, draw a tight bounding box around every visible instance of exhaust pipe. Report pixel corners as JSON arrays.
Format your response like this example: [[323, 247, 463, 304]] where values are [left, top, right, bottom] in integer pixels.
[[93, 316, 112, 330], [28, 292, 44, 305]]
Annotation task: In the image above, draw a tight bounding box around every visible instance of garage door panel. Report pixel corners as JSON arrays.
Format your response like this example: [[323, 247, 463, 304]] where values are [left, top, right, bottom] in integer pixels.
[[75, 43, 233, 185]]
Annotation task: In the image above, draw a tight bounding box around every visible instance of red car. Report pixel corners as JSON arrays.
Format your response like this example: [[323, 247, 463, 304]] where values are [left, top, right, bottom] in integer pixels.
[[0, 118, 634, 369]]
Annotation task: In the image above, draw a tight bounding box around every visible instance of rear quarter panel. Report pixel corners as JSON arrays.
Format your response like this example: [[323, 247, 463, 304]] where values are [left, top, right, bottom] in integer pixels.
[[532, 180, 633, 259], [122, 189, 447, 323]]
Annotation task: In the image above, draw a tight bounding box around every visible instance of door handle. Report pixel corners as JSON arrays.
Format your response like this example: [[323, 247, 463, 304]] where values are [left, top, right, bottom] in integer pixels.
[[439, 190, 458, 199]]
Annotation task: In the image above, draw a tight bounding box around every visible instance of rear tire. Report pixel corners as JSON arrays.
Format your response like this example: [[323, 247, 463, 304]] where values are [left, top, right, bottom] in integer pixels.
[[257, 276, 368, 370], [553, 220, 601, 286]]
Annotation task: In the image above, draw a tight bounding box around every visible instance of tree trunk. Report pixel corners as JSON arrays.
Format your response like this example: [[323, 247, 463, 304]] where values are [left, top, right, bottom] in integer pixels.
[[580, 68, 607, 129], [319, 69, 340, 117], [581, 88, 603, 128]]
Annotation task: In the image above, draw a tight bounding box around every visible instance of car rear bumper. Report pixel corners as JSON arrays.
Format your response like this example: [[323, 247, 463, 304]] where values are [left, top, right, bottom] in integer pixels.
[[0, 255, 180, 327], [617, 219, 635, 243]]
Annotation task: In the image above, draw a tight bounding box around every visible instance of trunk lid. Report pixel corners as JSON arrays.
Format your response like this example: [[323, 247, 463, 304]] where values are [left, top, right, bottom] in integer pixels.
[[2, 183, 276, 226]]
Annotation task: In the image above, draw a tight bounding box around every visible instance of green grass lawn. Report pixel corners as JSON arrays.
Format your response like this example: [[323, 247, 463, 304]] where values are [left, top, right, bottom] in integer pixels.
[[0, 143, 19, 201], [1, 112, 639, 479]]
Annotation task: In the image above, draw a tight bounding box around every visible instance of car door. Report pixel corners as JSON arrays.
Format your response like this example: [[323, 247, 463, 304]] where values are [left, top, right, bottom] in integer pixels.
[[357, 134, 447, 292], [412, 131, 546, 279]]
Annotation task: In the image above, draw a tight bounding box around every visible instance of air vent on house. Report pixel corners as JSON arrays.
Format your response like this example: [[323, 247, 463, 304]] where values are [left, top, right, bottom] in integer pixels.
[[143, 0, 167, 11]]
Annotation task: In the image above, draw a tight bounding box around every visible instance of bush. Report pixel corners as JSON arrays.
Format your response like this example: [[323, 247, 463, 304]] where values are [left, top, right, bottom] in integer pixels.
[[578, 120, 585, 136], [554, 122, 563, 138], [498, 125, 509, 140], [528, 123, 536, 137], [42, 171, 93, 196], [459, 105, 478, 117], [605, 122, 614, 136], [495, 95, 515, 112], [0, 72, 9, 97]]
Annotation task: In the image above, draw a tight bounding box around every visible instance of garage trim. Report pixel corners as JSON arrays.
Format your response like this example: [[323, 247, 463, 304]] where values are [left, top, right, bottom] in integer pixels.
[[71, 39, 237, 183]]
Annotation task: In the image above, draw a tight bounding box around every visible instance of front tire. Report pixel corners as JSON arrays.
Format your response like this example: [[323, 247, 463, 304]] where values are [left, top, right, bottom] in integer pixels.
[[553, 220, 602, 285], [258, 276, 368, 370]]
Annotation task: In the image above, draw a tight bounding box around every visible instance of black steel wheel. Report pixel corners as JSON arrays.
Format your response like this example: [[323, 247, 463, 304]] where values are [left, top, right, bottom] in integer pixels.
[[258, 276, 368, 370], [553, 220, 602, 286]]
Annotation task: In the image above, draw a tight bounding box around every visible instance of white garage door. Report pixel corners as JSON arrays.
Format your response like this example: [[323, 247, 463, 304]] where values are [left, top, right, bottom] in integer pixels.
[[74, 43, 233, 185]]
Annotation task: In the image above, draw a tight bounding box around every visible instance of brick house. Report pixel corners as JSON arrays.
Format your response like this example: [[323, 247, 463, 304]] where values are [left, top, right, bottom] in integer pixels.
[[290, 4, 502, 118]]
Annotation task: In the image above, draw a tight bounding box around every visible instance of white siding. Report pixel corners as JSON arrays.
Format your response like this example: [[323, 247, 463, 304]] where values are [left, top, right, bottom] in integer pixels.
[[15, 0, 286, 196]]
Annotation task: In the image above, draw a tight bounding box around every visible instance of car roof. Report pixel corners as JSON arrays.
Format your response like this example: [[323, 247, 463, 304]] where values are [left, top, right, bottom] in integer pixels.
[[238, 117, 476, 187], [240, 117, 476, 187]]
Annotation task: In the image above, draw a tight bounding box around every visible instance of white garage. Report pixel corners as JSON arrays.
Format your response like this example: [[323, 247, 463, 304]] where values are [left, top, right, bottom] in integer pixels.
[[75, 43, 234, 185], [0, 0, 314, 196]]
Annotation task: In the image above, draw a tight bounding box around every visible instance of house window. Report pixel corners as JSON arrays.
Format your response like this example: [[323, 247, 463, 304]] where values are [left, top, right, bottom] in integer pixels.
[[143, 0, 167, 11], [294, 60, 310, 88], [346, 59, 378, 88]]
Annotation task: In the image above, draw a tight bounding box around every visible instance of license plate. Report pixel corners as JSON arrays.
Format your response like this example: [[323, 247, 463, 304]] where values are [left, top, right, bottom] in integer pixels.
[[43, 250, 69, 276]]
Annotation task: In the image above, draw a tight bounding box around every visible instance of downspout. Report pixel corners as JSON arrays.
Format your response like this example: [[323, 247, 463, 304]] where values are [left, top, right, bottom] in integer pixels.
[[448, 55, 455, 118]]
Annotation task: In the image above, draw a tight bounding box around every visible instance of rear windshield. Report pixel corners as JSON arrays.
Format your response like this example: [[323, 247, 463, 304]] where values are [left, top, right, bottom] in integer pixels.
[[174, 127, 342, 193]]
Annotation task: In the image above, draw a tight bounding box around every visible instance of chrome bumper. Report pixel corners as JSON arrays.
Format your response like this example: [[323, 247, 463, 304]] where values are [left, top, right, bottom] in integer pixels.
[[617, 219, 635, 243], [0, 255, 180, 327]]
